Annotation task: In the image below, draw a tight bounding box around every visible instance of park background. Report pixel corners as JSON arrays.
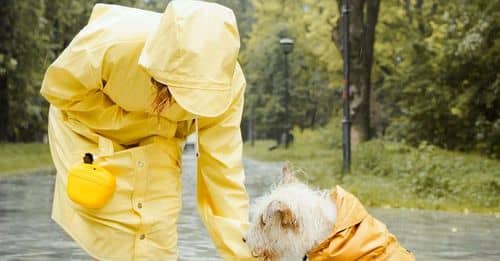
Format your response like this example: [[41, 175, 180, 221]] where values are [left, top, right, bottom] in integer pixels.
[[1, 0, 498, 212], [0, 0, 499, 259]]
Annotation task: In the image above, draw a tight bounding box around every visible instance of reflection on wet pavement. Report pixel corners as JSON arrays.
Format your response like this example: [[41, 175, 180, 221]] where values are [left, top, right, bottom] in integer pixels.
[[0, 151, 498, 260]]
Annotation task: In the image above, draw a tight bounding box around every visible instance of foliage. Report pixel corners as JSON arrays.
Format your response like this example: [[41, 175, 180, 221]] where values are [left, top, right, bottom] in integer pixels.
[[241, 0, 340, 141], [373, 0, 500, 157], [243, 0, 499, 157], [0, 1, 51, 141], [244, 120, 500, 213]]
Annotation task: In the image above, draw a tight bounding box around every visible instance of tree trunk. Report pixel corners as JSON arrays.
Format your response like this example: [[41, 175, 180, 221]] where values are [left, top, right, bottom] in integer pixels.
[[0, 3, 11, 141], [363, 0, 381, 140], [332, 0, 380, 143], [0, 75, 9, 141], [310, 105, 317, 129]]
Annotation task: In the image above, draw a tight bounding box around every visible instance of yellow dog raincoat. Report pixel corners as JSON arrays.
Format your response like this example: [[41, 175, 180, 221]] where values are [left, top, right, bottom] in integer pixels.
[[307, 186, 415, 260], [40, 1, 253, 260]]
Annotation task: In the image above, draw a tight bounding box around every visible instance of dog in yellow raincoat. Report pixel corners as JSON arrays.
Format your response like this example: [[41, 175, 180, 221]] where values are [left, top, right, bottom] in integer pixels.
[[244, 166, 415, 261], [40, 1, 254, 260]]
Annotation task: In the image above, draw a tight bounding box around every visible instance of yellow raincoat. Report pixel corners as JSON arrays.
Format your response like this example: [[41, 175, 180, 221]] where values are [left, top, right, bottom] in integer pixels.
[[307, 186, 415, 260], [40, 1, 253, 260]]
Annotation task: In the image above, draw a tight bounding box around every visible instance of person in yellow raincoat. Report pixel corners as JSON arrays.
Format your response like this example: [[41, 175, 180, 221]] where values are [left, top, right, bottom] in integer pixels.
[[307, 186, 415, 260], [40, 1, 254, 260]]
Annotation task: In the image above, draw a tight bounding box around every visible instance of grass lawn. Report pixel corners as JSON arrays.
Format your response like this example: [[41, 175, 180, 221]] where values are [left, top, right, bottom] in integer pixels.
[[244, 127, 500, 213], [0, 143, 53, 177]]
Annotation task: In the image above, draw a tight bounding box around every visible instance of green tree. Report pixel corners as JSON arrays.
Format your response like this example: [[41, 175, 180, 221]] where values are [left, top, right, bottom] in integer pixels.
[[375, 0, 500, 157], [0, 0, 50, 141], [242, 0, 340, 144]]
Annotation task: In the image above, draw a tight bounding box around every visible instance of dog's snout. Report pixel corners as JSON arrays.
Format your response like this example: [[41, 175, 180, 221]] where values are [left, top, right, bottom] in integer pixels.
[[242, 236, 246, 243]]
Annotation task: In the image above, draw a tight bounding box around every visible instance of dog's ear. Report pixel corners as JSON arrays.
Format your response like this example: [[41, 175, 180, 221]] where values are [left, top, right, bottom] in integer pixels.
[[280, 165, 298, 185], [265, 200, 298, 230]]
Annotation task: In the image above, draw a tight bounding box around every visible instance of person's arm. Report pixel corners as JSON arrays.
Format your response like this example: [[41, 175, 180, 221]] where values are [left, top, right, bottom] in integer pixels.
[[41, 46, 169, 145], [196, 67, 254, 260]]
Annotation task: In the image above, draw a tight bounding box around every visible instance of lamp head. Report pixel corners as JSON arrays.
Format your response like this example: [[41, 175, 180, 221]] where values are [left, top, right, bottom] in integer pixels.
[[279, 38, 294, 54]]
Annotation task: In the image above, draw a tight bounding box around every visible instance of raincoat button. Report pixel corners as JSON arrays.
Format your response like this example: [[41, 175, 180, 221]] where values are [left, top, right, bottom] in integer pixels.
[[139, 234, 145, 240], [137, 202, 142, 209], [137, 161, 144, 168]]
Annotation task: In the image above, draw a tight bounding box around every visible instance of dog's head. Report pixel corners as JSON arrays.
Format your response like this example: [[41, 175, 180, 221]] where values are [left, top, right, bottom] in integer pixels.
[[244, 166, 331, 260]]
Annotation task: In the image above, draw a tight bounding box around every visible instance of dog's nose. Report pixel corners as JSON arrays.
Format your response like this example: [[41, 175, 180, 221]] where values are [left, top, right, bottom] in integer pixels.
[[242, 237, 246, 243]]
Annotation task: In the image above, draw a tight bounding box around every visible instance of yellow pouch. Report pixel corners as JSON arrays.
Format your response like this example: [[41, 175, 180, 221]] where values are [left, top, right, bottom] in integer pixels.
[[67, 153, 116, 209]]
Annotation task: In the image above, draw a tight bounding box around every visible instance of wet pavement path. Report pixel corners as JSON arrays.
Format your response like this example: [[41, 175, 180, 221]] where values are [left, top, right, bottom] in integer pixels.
[[1, 151, 499, 260]]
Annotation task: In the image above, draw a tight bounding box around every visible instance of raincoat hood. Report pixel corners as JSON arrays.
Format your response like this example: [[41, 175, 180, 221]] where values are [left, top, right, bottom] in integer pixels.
[[139, 0, 240, 117]]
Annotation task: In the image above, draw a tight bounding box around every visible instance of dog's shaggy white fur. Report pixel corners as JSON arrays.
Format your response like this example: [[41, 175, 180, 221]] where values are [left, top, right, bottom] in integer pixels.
[[244, 166, 337, 260]]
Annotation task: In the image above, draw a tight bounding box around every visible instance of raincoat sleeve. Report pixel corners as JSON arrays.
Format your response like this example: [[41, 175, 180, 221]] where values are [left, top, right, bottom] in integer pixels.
[[196, 69, 253, 260], [41, 47, 164, 145]]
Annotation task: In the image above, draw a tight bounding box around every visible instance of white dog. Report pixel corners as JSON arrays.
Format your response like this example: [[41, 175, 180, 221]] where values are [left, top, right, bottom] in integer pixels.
[[243, 166, 414, 261]]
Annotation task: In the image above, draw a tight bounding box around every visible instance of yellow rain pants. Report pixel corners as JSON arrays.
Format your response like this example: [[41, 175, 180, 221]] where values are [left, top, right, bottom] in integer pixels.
[[41, 1, 253, 260], [307, 186, 415, 260]]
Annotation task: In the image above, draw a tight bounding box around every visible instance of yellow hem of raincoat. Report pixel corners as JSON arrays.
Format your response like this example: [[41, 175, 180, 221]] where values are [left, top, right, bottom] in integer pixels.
[[52, 213, 110, 261], [53, 213, 180, 261], [145, 68, 231, 91]]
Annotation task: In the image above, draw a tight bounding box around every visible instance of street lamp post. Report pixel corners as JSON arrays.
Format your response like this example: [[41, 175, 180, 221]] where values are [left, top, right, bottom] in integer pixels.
[[341, 0, 351, 172], [279, 38, 294, 148]]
